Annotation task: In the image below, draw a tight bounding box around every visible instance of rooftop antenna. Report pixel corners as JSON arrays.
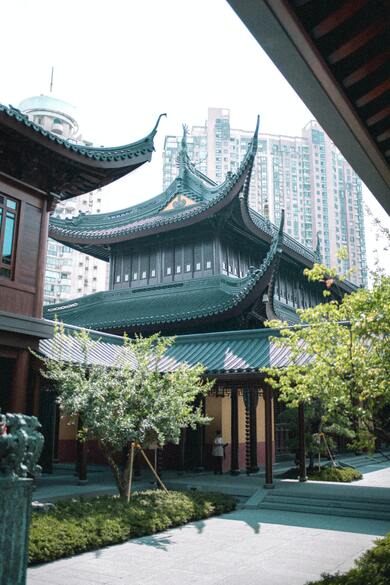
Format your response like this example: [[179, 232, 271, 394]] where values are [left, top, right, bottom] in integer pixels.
[[49, 67, 54, 93]]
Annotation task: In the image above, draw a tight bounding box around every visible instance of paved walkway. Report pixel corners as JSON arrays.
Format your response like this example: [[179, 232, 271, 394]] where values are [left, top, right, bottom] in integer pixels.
[[28, 459, 390, 585], [27, 509, 387, 585]]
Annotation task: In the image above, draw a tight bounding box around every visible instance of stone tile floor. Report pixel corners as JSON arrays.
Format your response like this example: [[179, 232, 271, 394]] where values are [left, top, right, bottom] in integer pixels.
[[28, 458, 390, 585], [28, 509, 388, 585]]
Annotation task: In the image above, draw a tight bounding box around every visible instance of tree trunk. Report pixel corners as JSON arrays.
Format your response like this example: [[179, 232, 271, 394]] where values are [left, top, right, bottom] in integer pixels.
[[99, 441, 126, 499]]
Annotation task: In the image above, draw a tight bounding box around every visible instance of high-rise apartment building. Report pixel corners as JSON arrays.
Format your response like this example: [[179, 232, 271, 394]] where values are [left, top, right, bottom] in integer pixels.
[[163, 108, 367, 286], [19, 95, 109, 304]]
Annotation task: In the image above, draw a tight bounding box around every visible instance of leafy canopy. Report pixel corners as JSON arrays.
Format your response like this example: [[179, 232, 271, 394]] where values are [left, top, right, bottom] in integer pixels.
[[38, 324, 213, 451], [263, 274, 390, 449]]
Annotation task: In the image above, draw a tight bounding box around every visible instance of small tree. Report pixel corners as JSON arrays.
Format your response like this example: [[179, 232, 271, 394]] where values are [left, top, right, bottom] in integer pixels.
[[263, 274, 390, 452], [37, 324, 213, 500]]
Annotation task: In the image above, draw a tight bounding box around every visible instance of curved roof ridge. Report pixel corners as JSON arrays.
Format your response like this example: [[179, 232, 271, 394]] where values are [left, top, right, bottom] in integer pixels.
[[48, 117, 260, 250], [0, 103, 165, 162]]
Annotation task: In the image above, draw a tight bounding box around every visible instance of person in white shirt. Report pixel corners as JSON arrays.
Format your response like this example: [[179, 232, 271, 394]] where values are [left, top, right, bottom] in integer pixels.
[[212, 430, 227, 475]]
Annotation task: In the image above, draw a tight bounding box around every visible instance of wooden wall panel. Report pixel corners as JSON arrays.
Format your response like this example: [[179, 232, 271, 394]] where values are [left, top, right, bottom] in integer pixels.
[[17, 203, 41, 288], [0, 286, 34, 315]]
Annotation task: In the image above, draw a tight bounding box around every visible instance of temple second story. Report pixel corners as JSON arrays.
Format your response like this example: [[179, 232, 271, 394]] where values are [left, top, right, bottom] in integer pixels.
[[46, 120, 356, 336]]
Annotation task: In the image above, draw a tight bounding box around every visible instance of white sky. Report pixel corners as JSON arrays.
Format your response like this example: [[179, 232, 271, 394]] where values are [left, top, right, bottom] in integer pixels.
[[1, 0, 388, 274]]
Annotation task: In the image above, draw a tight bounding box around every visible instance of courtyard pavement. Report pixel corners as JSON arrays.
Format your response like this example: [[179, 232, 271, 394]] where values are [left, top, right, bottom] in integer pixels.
[[28, 461, 390, 585], [27, 508, 388, 585]]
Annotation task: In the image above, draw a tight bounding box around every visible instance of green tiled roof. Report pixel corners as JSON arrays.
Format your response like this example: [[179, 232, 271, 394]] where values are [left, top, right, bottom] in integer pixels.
[[0, 104, 164, 199], [0, 104, 164, 163], [44, 225, 282, 330], [48, 119, 258, 252], [39, 326, 310, 374]]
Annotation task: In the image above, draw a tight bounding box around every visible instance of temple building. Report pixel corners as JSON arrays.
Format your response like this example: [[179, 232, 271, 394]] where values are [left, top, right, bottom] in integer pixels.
[[0, 101, 162, 421], [44, 120, 355, 475]]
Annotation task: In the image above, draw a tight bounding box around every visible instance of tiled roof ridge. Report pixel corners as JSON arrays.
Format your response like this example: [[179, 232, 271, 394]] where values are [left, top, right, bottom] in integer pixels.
[[48, 117, 260, 243], [0, 103, 165, 163]]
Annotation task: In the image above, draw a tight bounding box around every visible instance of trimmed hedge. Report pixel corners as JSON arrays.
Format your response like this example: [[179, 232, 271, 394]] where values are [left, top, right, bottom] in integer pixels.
[[280, 466, 362, 482], [306, 533, 390, 585], [29, 490, 236, 565]]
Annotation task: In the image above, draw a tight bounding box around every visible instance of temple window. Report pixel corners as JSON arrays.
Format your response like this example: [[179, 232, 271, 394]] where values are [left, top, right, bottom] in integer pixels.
[[133, 272, 138, 280], [176, 265, 181, 274], [0, 194, 19, 279], [150, 269, 156, 278], [195, 262, 201, 271], [166, 267, 172, 275], [141, 271, 147, 279], [116, 275, 121, 283], [124, 274, 129, 282], [185, 264, 191, 272], [206, 261, 211, 269]]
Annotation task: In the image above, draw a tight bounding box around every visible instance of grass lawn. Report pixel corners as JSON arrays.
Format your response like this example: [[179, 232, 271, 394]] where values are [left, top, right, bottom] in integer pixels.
[[29, 490, 236, 565]]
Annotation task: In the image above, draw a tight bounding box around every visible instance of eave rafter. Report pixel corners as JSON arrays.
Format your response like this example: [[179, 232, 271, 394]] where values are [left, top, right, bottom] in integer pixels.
[[227, 0, 390, 213]]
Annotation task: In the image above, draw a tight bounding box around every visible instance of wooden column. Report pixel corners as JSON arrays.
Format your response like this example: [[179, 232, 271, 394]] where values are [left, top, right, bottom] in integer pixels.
[[9, 350, 30, 413], [264, 384, 274, 488], [39, 388, 57, 474], [178, 428, 186, 474], [195, 396, 205, 471], [244, 387, 251, 474], [76, 415, 88, 483], [298, 402, 307, 482], [244, 386, 259, 474], [230, 386, 240, 475], [250, 388, 259, 473]]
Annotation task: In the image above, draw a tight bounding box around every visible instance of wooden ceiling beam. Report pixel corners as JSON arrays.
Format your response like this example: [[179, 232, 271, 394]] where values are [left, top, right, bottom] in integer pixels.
[[312, 0, 368, 39], [377, 130, 390, 143], [328, 21, 387, 64], [356, 79, 390, 108], [366, 106, 390, 127], [343, 52, 389, 88]]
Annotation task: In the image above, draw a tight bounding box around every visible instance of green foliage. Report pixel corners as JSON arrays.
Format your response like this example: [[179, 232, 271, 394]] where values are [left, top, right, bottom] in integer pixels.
[[35, 325, 214, 498], [306, 533, 390, 585], [264, 274, 390, 451], [280, 466, 362, 482], [29, 491, 236, 565], [308, 466, 362, 482]]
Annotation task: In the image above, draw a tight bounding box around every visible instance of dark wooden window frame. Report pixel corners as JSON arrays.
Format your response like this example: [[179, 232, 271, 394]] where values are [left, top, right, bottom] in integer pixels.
[[0, 192, 19, 279]]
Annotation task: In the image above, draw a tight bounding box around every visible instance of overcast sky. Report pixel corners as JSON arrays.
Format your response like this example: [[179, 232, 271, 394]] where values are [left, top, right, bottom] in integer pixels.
[[1, 0, 388, 274]]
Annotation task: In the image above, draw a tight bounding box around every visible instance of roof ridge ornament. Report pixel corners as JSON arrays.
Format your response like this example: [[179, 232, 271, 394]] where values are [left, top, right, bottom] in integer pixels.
[[150, 113, 167, 137], [315, 231, 322, 263]]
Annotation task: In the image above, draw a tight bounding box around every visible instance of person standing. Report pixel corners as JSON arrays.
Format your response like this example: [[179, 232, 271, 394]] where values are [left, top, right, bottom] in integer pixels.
[[212, 430, 226, 475]]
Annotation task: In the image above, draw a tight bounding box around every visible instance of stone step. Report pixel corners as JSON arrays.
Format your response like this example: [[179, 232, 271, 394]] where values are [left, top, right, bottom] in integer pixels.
[[259, 500, 390, 521], [263, 494, 390, 513], [265, 490, 390, 506]]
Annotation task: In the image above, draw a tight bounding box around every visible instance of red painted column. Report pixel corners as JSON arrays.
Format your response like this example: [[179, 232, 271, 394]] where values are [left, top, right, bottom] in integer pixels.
[[264, 383, 274, 488]]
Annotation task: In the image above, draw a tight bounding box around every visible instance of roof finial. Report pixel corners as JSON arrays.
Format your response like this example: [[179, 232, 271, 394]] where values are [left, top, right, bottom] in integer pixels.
[[50, 66, 54, 93], [150, 113, 167, 136], [315, 231, 322, 262], [178, 123, 190, 178]]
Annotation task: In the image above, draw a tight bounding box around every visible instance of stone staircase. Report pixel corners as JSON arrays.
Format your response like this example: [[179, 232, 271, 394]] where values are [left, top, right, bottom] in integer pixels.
[[258, 489, 390, 521], [336, 451, 390, 469]]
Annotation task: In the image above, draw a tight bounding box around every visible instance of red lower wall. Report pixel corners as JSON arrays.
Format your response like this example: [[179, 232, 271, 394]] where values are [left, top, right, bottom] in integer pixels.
[[58, 439, 275, 473]]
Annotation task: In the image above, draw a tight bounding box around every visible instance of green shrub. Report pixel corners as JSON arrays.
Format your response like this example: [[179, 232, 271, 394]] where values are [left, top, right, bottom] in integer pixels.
[[309, 466, 362, 482], [306, 533, 390, 585], [29, 490, 236, 565], [280, 466, 362, 482]]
